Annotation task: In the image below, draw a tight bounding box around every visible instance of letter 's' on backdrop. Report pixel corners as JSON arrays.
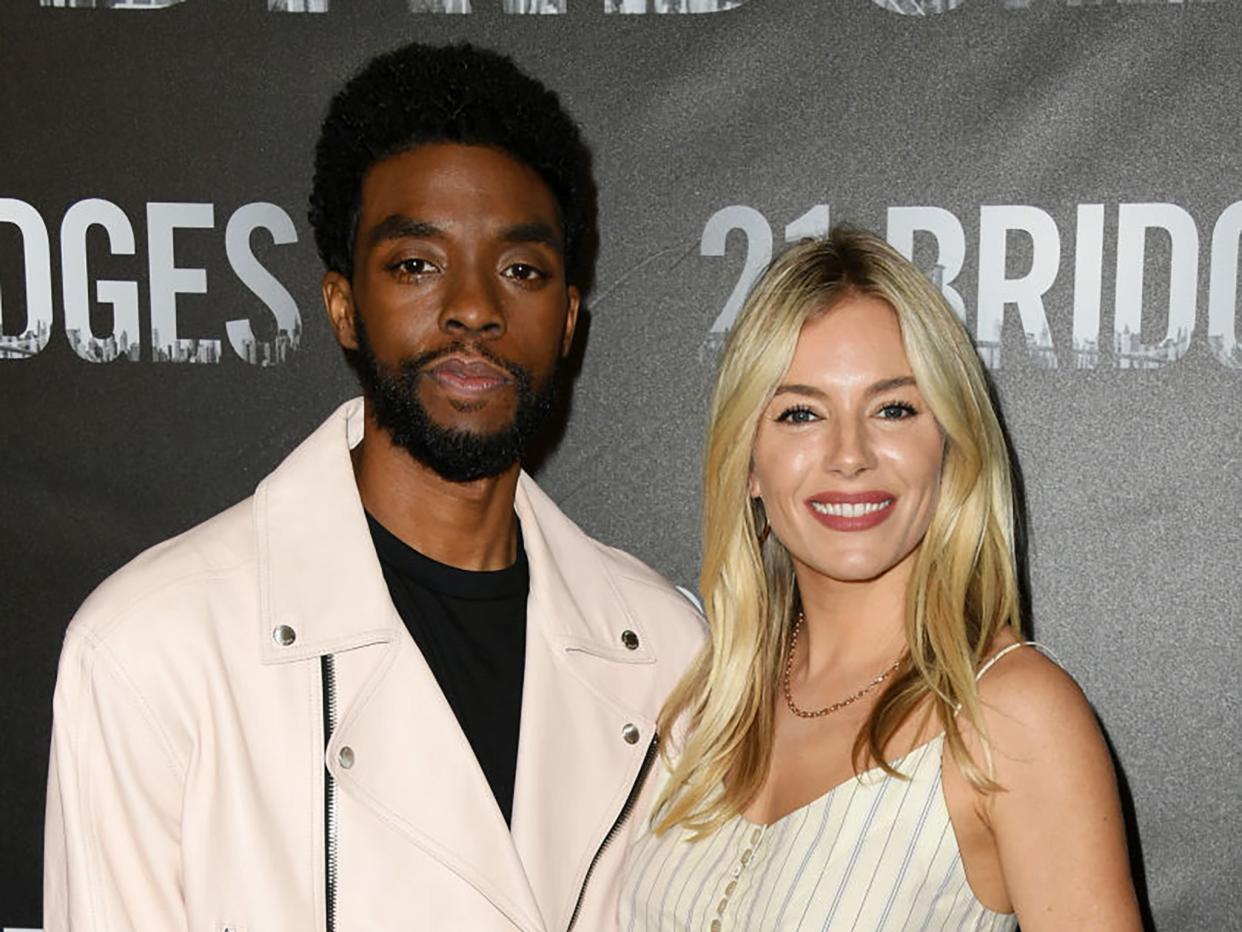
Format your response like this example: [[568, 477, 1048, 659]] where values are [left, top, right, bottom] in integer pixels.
[[1, 1, 1238, 928]]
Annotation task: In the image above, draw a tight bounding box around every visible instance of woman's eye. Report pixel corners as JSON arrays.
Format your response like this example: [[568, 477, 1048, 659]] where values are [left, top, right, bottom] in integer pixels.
[[877, 401, 918, 419], [775, 405, 818, 424]]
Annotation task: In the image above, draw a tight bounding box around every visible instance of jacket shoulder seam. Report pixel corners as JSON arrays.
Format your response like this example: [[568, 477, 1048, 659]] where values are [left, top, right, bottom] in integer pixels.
[[65, 627, 189, 784], [76, 559, 254, 642]]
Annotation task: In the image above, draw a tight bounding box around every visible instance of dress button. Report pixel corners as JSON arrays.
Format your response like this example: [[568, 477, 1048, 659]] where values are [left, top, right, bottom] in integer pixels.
[[725, 880, 737, 896], [621, 723, 641, 745], [710, 920, 721, 932], [717, 898, 728, 914], [740, 847, 752, 864], [337, 746, 355, 769], [751, 827, 762, 844], [621, 629, 640, 650], [272, 624, 296, 647]]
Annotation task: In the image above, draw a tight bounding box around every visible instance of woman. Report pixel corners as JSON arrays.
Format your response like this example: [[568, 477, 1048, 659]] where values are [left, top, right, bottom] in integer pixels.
[[621, 229, 1140, 931]]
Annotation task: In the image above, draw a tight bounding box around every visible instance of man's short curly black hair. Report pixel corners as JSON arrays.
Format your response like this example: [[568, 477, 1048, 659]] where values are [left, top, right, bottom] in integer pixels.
[[309, 42, 595, 287]]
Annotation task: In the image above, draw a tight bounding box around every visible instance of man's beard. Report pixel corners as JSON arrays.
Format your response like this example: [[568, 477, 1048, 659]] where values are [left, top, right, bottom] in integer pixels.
[[348, 318, 559, 484]]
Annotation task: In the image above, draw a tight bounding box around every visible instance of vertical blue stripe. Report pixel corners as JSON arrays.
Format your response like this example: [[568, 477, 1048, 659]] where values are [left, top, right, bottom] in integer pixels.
[[814, 771, 894, 929], [840, 742, 937, 932], [896, 819, 952, 930], [654, 833, 700, 929], [873, 745, 944, 928], [753, 805, 814, 928], [670, 817, 738, 924], [681, 817, 745, 930], [770, 781, 855, 929], [915, 846, 962, 932], [641, 830, 688, 932], [931, 873, 968, 932], [623, 823, 664, 932]]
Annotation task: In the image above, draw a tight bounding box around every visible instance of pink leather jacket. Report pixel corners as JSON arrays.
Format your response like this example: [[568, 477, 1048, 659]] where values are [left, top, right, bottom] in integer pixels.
[[44, 399, 705, 931]]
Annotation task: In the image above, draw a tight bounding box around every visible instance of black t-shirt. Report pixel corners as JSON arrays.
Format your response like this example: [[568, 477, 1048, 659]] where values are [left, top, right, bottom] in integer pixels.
[[366, 513, 528, 826]]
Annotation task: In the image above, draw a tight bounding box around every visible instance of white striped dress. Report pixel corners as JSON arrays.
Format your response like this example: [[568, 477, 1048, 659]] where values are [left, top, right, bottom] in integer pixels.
[[620, 646, 1037, 931]]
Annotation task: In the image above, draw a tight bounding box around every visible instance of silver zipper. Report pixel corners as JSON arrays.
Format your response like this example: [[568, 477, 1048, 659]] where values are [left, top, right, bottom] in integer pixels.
[[321, 654, 338, 932], [566, 734, 659, 931]]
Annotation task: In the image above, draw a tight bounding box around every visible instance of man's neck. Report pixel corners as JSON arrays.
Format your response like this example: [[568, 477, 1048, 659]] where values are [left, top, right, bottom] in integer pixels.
[[352, 411, 521, 572]]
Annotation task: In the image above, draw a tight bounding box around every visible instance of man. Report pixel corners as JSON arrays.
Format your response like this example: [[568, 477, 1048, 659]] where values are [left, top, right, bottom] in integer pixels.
[[44, 43, 703, 931]]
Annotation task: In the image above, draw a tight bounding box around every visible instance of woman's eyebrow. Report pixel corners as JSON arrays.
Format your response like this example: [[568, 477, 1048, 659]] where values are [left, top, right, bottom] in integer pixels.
[[865, 375, 917, 396], [772, 383, 826, 400], [772, 376, 916, 401]]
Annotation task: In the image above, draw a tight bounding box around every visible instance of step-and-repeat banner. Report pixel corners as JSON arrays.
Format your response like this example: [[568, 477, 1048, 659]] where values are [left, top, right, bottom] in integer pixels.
[[2, 0, 1238, 928]]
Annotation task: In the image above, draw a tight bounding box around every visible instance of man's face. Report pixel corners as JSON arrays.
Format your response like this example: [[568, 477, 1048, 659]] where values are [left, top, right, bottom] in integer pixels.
[[323, 143, 580, 482]]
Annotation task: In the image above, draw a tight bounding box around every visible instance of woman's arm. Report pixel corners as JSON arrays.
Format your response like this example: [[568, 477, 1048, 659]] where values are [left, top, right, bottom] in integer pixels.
[[977, 647, 1143, 931]]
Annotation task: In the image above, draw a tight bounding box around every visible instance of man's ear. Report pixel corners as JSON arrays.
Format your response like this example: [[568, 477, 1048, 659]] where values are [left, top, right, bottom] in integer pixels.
[[561, 285, 582, 357], [322, 271, 358, 351]]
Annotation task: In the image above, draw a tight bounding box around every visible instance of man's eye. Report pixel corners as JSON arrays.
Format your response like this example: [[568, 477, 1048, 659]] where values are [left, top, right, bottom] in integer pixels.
[[388, 257, 437, 277], [503, 263, 545, 281], [877, 401, 918, 419], [775, 405, 817, 424]]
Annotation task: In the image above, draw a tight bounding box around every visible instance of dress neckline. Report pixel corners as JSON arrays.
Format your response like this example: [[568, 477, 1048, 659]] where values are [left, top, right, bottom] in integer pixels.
[[737, 732, 946, 829]]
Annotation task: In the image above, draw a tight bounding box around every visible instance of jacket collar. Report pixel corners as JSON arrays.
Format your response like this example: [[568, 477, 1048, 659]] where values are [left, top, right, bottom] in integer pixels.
[[255, 399, 396, 664], [254, 398, 656, 667], [515, 473, 656, 666]]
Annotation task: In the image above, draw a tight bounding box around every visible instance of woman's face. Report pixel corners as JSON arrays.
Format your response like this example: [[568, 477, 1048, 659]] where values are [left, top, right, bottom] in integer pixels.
[[749, 294, 944, 586]]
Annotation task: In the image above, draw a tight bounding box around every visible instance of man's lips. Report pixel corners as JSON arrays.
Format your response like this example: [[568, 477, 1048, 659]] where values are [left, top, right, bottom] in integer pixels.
[[424, 356, 512, 395], [805, 490, 896, 531]]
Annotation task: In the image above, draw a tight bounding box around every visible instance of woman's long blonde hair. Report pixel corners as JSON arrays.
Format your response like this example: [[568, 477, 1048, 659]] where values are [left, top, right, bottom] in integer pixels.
[[653, 227, 1022, 837]]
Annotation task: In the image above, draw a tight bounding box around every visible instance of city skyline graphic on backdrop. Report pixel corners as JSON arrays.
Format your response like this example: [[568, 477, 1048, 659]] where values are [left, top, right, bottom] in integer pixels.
[[42, 0, 748, 11]]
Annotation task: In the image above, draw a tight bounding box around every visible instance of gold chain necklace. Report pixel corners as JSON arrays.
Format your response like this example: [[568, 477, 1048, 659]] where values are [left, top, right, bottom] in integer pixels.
[[782, 612, 904, 719]]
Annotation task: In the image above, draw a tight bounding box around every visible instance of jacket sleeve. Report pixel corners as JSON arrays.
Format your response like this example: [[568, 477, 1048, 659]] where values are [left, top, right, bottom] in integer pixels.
[[44, 627, 190, 932]]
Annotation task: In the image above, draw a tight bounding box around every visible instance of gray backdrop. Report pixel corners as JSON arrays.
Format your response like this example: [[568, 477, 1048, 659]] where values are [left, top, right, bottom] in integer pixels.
[[1, 0, 1238, 929]]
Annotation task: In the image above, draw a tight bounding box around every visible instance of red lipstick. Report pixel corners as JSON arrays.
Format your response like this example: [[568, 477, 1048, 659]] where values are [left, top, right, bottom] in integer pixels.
[[805, 490, 896, 532]]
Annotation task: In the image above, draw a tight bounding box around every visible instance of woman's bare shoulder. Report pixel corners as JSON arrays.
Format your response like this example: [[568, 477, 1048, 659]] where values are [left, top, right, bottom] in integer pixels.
[[972, 638, 1105, 776]]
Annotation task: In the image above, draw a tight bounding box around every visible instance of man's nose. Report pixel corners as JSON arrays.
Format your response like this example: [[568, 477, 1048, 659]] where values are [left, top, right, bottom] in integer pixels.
[[440, 268, 505, 338]]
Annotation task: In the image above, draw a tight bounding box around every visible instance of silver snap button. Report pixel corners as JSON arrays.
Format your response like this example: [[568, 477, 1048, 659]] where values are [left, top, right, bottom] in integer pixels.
[[338, 746, 355, 769], [272, 624, 296, 647], [621, 723, 640, 745], [621, 629, 640, 650]]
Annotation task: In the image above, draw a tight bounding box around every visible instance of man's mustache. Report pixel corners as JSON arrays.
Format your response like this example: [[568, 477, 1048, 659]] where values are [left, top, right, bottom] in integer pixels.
[[402, 341, 530, 385]]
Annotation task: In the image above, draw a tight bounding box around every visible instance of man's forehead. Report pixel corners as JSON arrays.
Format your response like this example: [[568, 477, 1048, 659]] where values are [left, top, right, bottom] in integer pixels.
[[358, 144, 559, 217]]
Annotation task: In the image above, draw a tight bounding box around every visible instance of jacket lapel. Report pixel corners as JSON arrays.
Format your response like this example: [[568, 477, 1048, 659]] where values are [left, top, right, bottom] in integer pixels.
[[509, 477, 659, 931], [330, 633, 546, 932]]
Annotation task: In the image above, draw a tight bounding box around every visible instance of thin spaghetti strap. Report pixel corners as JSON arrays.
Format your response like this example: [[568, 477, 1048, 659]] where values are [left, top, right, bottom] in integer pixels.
[[975, 640, 1060, 681]]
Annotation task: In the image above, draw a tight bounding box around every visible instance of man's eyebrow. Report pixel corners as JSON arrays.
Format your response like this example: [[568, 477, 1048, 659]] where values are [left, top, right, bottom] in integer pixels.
[[367, 215, 442, 249], [501, 221, 562, 251], [771, 376, 917, 400]]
